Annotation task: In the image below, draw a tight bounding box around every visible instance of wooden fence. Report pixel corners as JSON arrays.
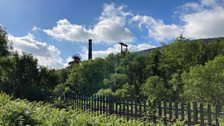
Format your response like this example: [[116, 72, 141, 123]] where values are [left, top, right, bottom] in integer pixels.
[[57, 94, 223, 125]]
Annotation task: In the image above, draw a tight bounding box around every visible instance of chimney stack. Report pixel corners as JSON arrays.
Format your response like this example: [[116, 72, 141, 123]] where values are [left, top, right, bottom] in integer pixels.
[[88, 39, 92, 60]]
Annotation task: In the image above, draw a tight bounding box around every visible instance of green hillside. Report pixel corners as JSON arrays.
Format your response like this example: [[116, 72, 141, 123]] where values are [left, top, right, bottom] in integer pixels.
[[136, 37, 224, 56], [1, 25, 224, 105]]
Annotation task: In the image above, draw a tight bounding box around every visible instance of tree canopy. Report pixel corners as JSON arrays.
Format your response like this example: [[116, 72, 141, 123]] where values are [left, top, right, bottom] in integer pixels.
[[0, 26, 10, 56], [1, 26, 224, 105]]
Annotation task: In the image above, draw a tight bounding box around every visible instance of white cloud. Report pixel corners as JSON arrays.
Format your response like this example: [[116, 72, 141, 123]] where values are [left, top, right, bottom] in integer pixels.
[[43, 3, 134, 44], [131, 0, 224, 42], [180, 2, 203, 12], [131, 15, 183, 42], [81, 43, 156, 60], [201, 0, 218, 7], [181, 0, 224, 39], [66, 56, 73, 64], [129, 43, 156, 52], [32, 26, 41, 32], [8, 33, 65, 69], [43, 19, 91, 42]]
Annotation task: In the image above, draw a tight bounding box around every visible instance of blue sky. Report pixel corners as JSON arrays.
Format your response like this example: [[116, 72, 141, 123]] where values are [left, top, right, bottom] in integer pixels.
[[1, 0, 224, 68]]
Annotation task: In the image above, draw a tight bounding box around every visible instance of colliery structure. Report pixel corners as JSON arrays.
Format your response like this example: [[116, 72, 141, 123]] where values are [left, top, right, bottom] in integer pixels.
[[68, 54, 81, 66], [69, 39, 129, 66], [88, 39, 92, 60], [119, 42, 128, 55]]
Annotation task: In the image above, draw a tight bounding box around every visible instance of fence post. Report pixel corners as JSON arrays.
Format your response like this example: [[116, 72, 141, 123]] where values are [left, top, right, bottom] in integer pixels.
[[169, 101, 173, 121], [131, 99, 133, 118], [127, 98, 130, 120], [83, 95, 86, 111], [135, 100, 138, 119], [78, 95, 80, 109], [175, 102, 178, 120], [74, 94, 76, 108], [122, 97, 125, 116], [91, 95, 94, 111], [96, 95, 99, 112], [115, 97, 118, 114], [80, 95, 83, 110], [187, 102, 191, 125], [109, 95, 114, 115], [144, 100, 147, 120], [215, 105, 220, 126], [164, 101, 167, 125], [106, 96, 109, 114], [139, 99, 142, 118], [158, 101, 162, 117], [200, 103, 204, 125], [99, 95, 102, 114], [153, 100, 157, 123], [119, 97, 122, 116], [88, 96, 91, 110], [83, 95, 85, 110], [208, 104, 212, 126], [181, 102, 184, 121], [63, 93, 66, 106], [103, 95, 106, 114], [193, 101, 198, 124]]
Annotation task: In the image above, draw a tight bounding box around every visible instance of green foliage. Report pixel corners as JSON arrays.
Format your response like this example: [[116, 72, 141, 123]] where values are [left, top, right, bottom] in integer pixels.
[[96, 88, 114, 96], [114, 83, 135, 98], [39, 67, 60, 90], [61, 37, 224, 102], [66, 58, 110, 95], [2, 25, 224, 107], [182, 55, 224, 105], [146, 49, 161, 76], [171, 119, 185, 126], [127, 55, 148, 95], [103, 73, 129, 91], [169, 73, 183, 100], [0, 93, 153, 126], [0, 26, 10, 57], [141, 76, 169, 101], [0, 53, 62, 100], [0, 53, 39, 100], [53, 83, 70, 96]]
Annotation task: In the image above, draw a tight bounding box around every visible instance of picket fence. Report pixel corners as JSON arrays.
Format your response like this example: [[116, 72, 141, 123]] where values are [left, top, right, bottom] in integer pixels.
[[56, 94, 224, 125]]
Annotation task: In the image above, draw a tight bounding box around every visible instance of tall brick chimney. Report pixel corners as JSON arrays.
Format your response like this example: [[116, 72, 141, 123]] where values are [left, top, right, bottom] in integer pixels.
[[88, 39, 92, 60]]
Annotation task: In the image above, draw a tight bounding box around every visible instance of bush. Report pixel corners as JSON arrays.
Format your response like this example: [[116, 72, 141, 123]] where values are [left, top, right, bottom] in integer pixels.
[[0, 92, 153, 125], [96, 88, 114, 96]]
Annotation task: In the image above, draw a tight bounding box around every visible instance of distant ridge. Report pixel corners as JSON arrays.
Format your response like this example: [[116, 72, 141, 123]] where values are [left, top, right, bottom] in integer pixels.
[[135, 47, 156, 56], [135, 37, 224, 56]]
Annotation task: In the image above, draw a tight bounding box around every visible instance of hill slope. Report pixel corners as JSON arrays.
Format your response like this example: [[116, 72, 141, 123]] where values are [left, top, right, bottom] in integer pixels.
[[136, 37, 224, 56]]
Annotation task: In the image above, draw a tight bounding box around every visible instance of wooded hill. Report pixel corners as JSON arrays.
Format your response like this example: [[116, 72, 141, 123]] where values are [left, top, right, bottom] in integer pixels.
[[1, 26, 224, 105]]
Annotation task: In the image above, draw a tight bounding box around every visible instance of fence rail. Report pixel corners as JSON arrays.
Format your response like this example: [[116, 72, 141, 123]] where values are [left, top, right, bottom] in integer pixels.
[[54, 94, 224, 125]]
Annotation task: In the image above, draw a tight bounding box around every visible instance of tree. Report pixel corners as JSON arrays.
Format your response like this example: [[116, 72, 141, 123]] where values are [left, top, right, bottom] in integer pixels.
[[0, 53, 40, 100], [140, 76, 169, 101], [38, 67, 60, 90], [103, 73, 128, 92], [0, 26, 10, 56], [146, 49, 161, 76], [182, 56, 224, 105], [169, 73, 183, 101], [66, 58, 109, 96], [114, 83, 135, 98], [96, 88, 114, 96], [127, 55, 147, 96]]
